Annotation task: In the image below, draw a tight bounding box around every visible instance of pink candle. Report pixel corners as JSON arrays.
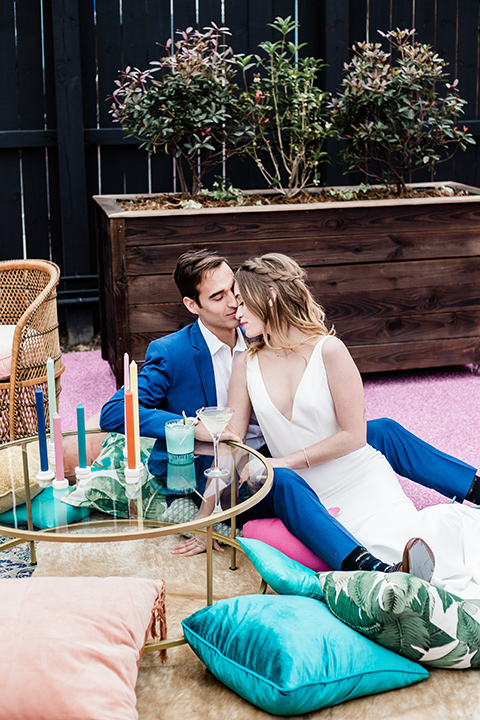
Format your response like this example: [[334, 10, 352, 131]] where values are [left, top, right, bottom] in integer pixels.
[[53, 413, 65, 482], [124, 352, 130, 436], [124, 352, 130, 391]]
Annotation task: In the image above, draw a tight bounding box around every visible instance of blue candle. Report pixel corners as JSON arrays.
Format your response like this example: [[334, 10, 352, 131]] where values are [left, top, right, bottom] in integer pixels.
[[35, 388, 49, 472], [76, 403, 87, 468]]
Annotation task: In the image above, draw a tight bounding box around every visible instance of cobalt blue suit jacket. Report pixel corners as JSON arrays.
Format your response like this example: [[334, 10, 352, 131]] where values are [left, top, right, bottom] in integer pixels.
[[100, 320, 217, 439]]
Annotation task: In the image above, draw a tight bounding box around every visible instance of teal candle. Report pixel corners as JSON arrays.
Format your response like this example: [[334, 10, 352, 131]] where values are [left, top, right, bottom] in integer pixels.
[[35, 388, 49, 472], [76, 403, 87, 468]]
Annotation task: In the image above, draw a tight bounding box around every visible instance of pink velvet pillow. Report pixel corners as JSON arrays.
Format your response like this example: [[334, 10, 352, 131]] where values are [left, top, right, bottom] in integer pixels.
[[242, 510, 340, 572], [0, 576, 166, 720]]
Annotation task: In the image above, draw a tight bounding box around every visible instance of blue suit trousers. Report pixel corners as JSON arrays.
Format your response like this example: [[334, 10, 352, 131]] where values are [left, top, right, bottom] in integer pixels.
[[238, 418, 477, 570]]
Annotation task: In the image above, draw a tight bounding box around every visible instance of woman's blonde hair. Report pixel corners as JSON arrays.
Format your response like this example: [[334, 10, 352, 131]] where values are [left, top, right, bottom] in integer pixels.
[[235, 253, 335, 354]]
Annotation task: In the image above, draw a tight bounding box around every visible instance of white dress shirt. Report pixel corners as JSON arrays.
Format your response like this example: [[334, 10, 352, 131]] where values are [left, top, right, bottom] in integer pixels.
[[198, 320, 263, 449]]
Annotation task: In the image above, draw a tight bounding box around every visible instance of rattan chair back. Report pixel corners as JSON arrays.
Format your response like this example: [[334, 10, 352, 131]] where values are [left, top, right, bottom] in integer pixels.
[[0, 259, 64, 443]]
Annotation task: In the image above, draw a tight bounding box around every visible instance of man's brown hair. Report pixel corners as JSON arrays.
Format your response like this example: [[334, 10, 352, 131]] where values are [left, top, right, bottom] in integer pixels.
[[174, 249, 228, 305]]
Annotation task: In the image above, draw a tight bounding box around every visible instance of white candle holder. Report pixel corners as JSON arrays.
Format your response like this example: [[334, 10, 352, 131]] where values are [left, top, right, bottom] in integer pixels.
[[75, 465, 92, 486], [36, 468, 55, 486], [52, 475, 69, 490], [125, 464, 143, 485]]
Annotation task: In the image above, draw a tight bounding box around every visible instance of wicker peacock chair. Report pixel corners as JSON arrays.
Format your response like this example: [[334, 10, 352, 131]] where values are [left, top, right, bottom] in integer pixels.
[[0, 259, 64, 443]]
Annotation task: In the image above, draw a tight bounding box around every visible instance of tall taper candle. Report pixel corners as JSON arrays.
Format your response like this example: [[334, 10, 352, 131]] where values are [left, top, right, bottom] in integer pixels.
[[130, 360, 141, 467], [123, 352, 130, 442], [52, 413, 68, 489], [125, 389, 136, 470], [35, 388, 49, 472], [46, 357, 56, 440], [76, 403, 87, 469], [124, 352, 130, 392]]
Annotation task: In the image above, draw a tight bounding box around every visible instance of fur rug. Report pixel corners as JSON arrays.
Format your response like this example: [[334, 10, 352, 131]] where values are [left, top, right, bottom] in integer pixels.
[[34, 536, 480, 720]]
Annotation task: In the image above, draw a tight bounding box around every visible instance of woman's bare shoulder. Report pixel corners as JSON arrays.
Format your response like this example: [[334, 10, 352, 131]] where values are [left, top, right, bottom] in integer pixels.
[[320, 334, 348, 358]]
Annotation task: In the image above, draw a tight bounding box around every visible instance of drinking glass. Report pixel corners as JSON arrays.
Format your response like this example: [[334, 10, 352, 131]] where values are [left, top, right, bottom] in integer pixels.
[[196, 406, 234, 513]]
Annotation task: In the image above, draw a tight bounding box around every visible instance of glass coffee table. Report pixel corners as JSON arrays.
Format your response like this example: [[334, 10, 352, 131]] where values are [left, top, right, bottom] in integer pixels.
[[0, 429, 273, 650]]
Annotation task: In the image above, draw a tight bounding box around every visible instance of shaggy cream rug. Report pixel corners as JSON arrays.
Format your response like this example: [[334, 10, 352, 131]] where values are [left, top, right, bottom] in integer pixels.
[[34, 535, 479, 720]]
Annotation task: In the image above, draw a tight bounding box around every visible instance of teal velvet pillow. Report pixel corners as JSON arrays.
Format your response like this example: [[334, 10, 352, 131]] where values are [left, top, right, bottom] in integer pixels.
[[238, 537, 323, 599], [182, 594, 429, 715], [0, 487, 89, 530]]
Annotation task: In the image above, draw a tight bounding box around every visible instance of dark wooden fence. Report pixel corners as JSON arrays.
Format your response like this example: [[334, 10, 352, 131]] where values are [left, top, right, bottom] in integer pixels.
[[2, 0, 480, 339]]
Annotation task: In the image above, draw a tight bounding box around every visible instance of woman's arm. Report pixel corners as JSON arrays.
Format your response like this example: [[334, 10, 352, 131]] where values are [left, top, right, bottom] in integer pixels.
[[271, 336, 367, 471], [223, 351, 253, 442]]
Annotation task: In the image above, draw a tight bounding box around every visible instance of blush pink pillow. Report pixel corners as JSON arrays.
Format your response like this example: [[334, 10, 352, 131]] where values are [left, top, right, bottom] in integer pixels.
[[242, 510, 340, 572], [0, 325, 16, 380], [0, 576, 166, 720]]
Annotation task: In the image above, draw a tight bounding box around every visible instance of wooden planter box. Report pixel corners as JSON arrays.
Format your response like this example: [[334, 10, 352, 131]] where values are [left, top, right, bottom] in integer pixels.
[[94, 182, 480, 385]]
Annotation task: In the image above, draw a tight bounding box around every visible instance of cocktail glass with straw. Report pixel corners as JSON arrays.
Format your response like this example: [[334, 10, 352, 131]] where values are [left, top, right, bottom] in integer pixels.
[[196, 406, 234, 513]]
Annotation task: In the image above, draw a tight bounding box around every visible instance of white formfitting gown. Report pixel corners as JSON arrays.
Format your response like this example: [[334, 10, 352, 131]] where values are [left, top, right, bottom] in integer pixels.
[[246, 335, 480, 604]]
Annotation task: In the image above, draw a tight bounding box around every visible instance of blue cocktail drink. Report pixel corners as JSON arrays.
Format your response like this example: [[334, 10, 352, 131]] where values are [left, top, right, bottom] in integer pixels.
[[164, 418, 195, 464]]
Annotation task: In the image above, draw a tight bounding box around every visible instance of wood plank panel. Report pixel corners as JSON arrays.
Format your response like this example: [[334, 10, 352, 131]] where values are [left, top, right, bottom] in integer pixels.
[[308, 257, 480, 293], [336, 310, 480, 346], [127, 302, 480, 348], [122, 235, 480, 276], [127, 270, 480, 315], [123, 199, 480, 247], [129, 303, 192, 333], [321, 284, 480, 321], [352, 337, 480, 374]]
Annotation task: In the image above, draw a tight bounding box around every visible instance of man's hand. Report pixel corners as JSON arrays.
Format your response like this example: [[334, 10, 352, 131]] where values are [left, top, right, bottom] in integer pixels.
[[171, 535, 224, 556]]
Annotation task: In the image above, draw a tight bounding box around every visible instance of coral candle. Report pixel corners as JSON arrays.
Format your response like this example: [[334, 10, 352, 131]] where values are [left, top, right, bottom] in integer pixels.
[[130, 360, 141, 467], [125, 389, 136, 470]]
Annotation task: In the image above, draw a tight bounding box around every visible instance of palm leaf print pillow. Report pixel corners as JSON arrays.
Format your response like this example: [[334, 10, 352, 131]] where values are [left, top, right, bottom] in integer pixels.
[[318, 570, 480, 668]]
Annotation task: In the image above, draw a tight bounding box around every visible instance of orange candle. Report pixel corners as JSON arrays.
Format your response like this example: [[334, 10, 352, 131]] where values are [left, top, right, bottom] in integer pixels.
[[129, 360, 141, 467], [125, 389, 136, 470]]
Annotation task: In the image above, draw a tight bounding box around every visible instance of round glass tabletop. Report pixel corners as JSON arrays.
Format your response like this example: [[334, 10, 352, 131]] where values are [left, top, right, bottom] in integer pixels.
[[0, 430, 273, 543]]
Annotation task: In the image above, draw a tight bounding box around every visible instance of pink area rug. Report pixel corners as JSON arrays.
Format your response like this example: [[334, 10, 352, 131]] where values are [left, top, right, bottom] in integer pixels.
[[364, 365, 479, 509], [58, 350, 116, 432], [57, 350, 479, 510]]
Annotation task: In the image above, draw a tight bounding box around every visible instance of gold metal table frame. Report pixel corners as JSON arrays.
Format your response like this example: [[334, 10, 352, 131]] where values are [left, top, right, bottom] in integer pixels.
[[0, 430, 274, 652]]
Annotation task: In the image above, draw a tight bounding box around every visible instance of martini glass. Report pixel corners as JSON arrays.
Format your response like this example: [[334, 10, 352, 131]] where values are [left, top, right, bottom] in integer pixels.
[[196, 406, 234, 513]]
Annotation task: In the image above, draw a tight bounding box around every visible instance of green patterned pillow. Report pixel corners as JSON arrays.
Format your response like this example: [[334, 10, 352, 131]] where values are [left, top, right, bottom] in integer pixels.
[[64, 432, 167, 520], [318, 570, 480, 668], [161, 496, 241, 539]]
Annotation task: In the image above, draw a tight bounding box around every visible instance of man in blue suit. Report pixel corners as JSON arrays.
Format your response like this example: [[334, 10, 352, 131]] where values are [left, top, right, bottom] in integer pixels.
[[100, 249, 478, 574]]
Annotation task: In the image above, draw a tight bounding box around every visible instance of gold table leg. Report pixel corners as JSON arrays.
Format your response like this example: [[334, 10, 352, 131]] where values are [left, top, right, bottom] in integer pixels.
[[22, 443, 37, 565], [206, 525, 213, 606]]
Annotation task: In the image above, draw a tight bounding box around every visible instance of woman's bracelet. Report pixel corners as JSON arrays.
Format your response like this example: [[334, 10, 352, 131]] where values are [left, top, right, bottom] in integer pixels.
[[303, 447, 311, 469]]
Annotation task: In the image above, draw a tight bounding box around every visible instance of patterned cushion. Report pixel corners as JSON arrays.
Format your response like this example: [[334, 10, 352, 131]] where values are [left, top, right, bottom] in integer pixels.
[[161, 496, 240, 539], [63, 432, 167, 520], [318, 570, 480, 668]]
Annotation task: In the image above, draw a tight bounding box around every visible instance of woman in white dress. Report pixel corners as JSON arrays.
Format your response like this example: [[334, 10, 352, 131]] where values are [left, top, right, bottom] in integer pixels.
[[226, 253, 480, 604]]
